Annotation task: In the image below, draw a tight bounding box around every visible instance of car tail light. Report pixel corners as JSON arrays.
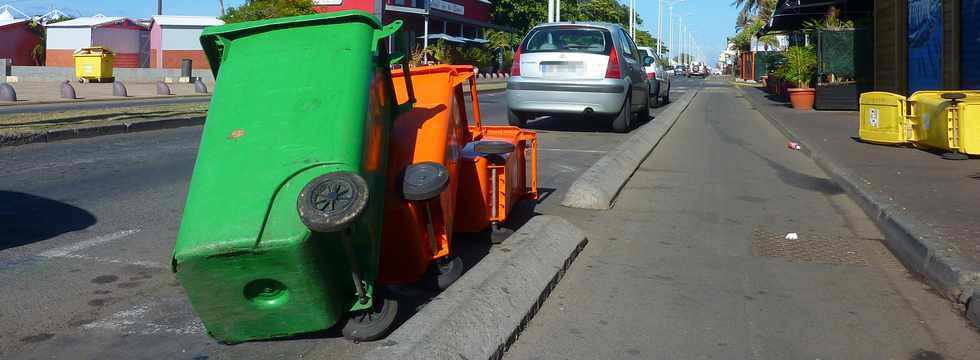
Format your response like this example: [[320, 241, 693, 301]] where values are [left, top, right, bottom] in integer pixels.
[[510, 48, 522, 77], [604, 49, 621, 79], [646, 71, 656, 80]]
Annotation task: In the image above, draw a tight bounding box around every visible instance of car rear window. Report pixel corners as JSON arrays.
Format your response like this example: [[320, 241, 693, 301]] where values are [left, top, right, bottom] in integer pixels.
[[521, 27, 611, 54]]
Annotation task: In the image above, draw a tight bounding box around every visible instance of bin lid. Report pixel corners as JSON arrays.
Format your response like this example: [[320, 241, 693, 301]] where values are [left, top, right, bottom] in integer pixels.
[[73, 46, 114, 56], [199, 10, 384, 76]]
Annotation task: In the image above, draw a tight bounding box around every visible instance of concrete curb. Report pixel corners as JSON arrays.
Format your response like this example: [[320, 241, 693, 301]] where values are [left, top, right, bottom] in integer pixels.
[[561, 90, 698, 209], [0, 94, 210, 107], [364, 215, 588, 360], [733, 85, 980, 325], [0, 116, 205, 148]]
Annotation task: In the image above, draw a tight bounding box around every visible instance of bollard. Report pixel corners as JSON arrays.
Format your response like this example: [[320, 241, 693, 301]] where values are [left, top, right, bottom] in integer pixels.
[[156, 81, 172, 95], [193, 78, 208, 94], [113, 81, 128, 97], [0, 83, 16, 101], [181, 59, 193, 78], [60, 80, 77, 99]]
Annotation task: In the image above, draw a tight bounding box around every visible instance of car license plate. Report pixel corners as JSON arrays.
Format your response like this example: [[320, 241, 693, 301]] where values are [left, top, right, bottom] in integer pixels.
[[540, 62, 584, 75]]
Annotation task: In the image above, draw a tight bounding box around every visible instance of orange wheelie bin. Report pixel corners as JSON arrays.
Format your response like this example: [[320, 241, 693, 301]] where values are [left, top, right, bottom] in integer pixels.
[[378, 65, 538, 289]]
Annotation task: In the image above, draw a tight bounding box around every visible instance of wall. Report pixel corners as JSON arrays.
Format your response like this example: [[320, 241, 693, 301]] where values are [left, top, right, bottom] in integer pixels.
[[46, 27, 91, 50], [0, 22, 42, 66], [161, 27, 207, 50], [150, 21, 162, 68], [91, 28, 143, 68], [963, 0, 980, 89], [12, 65, 215, 83], [161, 50, 210, 69], [873, 0, 908, 94]]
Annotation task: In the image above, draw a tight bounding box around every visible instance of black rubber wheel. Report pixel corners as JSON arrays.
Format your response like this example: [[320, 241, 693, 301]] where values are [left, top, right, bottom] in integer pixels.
[[490, 227, 514, 244], [650, 83, 661, 107], [661, 84, 670, 104], [403, 162, 449, 201], [942, 152, 969, 160], [637, 101, 650, 124], [434, 256, 464, 290], [341, 291, 400, 342], [611, 94, 631, 133], [296, 172, 369, 233], [473, 140, 515, 155], [508, 109, 528, 127]]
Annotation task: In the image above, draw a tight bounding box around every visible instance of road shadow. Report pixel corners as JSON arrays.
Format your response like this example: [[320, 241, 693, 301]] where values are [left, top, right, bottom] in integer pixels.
[[0, 191, 96, 251], [526, 112, 655, 134]]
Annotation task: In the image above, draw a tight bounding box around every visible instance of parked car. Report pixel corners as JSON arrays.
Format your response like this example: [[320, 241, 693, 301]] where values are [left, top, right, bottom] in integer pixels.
[[675, 65, 688, 77], [689, 63, 707, 78], [637, 46, 671, 106], [506, 22, 651, 132]]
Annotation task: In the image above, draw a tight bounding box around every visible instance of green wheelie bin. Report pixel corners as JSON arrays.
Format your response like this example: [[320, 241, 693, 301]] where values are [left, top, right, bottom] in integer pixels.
[[172, 11, 413, 343]]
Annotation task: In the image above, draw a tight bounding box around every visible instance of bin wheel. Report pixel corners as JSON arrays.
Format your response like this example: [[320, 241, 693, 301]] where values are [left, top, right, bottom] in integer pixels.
[[403, 162, 449, 201], [341, 291, 400, 342], [434, 256, 464, 290], [297, 172, 369, 233], [611, 93, 631, 133], [490, 226, 514, 245], [473, 140, 515, 155]]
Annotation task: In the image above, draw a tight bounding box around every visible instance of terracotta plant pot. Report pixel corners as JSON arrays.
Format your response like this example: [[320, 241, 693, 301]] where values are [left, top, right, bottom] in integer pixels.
[[788, 88, 815, 110]]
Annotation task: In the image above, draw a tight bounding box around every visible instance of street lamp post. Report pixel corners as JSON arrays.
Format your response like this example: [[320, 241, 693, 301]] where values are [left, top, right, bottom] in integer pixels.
[[548, 0, 554, 23], [629, 0, 635, 39], [657, 0, 663, 55]]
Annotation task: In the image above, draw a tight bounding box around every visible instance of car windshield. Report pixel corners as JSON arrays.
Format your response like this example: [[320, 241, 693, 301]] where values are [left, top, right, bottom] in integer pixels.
[[522, 27, 610, 54]]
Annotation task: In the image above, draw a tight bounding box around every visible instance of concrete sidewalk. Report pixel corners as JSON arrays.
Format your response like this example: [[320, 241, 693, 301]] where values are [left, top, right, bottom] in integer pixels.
[[737, 84, 980, 317]]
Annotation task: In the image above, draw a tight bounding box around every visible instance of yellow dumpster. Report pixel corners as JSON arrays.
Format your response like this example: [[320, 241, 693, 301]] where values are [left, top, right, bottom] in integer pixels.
[[74, 47, 115, 83], [859, 91, 913, 145]]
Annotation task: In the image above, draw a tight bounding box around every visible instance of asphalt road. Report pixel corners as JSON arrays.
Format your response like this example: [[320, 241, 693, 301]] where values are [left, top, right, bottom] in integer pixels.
[[0, 79, 697, 359], [505, 78, 980, 359]]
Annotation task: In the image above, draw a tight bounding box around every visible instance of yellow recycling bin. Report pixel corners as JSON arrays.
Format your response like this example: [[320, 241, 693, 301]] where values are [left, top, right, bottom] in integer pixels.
[[859, 92, 912, 145], [909, 91, 980, 158], [859, 90, 980, 159], [73, 47, 115, 83]]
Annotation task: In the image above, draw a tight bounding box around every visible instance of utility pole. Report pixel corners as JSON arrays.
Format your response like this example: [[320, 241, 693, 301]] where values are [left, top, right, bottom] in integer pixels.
[[548, 0, 554, 23], [657, 0, 663, 55], [219, 0, 225, 16], [629, 0, 635, 39], [157, 0, 162, 15], [556, 0, 561, 22]]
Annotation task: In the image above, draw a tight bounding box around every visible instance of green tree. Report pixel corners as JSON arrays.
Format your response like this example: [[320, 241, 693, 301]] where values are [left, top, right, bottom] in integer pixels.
[[28, 16, 75, 66], [221, 0, 315, 23]]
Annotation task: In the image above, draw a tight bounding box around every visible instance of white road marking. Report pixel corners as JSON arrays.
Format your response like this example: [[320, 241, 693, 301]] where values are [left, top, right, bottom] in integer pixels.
[[36, 229, 163, 268], [83, 301, 204, 336], [38, 229, 140, 258], [538, 148, 608, 154]]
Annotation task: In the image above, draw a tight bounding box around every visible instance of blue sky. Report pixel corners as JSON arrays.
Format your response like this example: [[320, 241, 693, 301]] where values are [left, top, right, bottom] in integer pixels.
[[4, 0, 737, 61], [634, 0, 738, 63]]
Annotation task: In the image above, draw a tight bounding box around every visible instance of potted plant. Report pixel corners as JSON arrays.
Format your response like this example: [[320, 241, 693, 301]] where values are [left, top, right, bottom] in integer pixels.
[[777, 45, 817, 110]]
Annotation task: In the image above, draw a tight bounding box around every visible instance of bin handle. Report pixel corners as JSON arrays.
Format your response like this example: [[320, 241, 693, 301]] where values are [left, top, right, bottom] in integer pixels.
[[378, 21, 415, 114]]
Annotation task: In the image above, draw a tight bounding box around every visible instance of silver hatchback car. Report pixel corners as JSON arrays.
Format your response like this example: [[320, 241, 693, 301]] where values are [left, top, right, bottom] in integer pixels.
[[506, 22, 652, 132]]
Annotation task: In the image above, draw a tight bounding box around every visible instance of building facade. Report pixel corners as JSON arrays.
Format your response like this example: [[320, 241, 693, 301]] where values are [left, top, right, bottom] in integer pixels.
[[46, 16, 148, 68], [0, 16, 41, 66], [313, 0, 499, 51], [149, 15, 224, 69]]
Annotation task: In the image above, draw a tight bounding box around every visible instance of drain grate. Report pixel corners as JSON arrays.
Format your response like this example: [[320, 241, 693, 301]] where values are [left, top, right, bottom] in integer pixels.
[[751, 228, 869, 266]]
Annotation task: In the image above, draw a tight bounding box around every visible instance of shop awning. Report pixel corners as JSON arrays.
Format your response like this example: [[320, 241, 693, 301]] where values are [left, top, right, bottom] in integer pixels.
[[418, 33, 467, 44], [759, 0, 871, 35]]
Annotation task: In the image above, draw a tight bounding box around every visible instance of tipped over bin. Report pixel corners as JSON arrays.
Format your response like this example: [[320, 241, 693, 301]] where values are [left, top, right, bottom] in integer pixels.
[[172, 10, 412, 343]]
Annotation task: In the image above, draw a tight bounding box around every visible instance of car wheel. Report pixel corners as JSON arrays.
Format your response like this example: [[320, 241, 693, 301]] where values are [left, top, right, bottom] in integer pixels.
[[508, 109, 527, 127], [661, 84, 670, 104], [637, 100, 650, 123], [650, 82, 660, 107], [611, 93, 631, 133]]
